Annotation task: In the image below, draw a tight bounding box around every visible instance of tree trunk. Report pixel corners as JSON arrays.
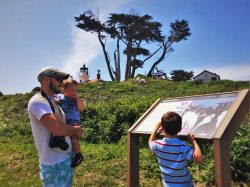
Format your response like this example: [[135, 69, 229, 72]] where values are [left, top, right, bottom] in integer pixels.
[[125, 40, 132, 80], [116, 37, 121, 81], [98, 33, 115, 81], [147, 42, 172, 77], [131, 65, 139, 78], [142, 46, 161, 64], [131, 56, 136, 78]]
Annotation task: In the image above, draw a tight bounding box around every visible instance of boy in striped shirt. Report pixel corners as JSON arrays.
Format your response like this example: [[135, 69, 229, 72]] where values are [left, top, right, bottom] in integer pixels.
[[149, 112, 204, 187]]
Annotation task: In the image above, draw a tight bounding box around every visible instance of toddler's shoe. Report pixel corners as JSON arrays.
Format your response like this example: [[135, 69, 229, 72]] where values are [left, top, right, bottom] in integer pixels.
[[71, 152, 84, 168]]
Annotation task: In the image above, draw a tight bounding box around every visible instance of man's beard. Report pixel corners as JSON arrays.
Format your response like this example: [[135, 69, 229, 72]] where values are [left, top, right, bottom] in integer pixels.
[[49, 80, 61, 94]]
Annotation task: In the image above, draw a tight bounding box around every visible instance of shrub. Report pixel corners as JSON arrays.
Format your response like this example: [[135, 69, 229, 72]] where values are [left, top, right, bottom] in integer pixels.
[[231, 116, 250, 183], [0, 79, 249, 184]]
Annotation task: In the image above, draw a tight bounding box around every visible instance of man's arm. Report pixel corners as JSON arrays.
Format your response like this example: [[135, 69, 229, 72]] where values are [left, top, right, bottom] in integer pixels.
[[148, 122, 161, 143], [187, 134, 204, 163], [40, 113, 82, 138]]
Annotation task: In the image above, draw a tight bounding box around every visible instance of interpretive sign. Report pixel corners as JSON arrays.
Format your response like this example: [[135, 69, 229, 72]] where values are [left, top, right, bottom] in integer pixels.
[[127, 89, 249, 187], [133, 92, 237, 139]]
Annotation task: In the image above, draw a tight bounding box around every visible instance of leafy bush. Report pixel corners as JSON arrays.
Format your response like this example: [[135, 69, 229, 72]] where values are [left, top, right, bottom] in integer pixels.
[[0, 79, 249, 184], [81, 96, 154, 143], [231, 115, 250, 184]]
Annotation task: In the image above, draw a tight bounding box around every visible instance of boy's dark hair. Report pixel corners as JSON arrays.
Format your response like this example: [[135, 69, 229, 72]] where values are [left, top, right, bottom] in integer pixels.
[[161, 112, 182, 135]]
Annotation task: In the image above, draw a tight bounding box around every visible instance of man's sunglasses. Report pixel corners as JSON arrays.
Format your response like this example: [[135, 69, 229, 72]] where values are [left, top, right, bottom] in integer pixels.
[[52, 76, 63, 83]]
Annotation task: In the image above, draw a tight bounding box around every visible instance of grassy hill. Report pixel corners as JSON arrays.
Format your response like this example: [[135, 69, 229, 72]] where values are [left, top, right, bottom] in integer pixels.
[[0, 79, 249, 186]]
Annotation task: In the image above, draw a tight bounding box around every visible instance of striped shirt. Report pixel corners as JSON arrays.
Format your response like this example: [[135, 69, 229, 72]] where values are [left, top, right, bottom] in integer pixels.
[[149, 137, 194, 187]]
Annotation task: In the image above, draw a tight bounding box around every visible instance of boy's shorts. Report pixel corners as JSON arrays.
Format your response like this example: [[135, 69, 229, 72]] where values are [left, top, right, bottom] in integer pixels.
[[66, 119, 81, 127], [40, 153, 74, 187]]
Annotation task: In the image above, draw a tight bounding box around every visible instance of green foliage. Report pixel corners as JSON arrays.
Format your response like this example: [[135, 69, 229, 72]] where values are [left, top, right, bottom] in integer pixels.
[[0, 80, 249, 185], [169, 19, 191, 42], [231, 116, 250, 184], [190, 144, 215, 184], [82, 96, 153, 143], [170, 69, 194, 81]]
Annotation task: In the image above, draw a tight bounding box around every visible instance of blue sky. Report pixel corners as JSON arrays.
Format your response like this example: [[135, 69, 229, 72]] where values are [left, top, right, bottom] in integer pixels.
[[0, 0, 249, 94]]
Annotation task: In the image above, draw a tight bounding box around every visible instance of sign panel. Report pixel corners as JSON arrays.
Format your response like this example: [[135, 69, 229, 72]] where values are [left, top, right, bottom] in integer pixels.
[[133, 92, 238, 139], [128, 89, 249, 187]]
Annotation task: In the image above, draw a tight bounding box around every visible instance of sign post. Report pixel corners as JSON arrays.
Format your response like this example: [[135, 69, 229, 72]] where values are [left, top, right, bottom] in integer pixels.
[[213, 89, 249, 186], [127, 89, 249, 187], [127, 133, 139, 187], [127, 99, 161, 187]]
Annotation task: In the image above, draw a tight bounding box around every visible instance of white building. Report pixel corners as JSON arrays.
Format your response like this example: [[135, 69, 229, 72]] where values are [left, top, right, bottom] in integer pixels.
[[79, 64, 89, 83], [193, 70, 220, 83]]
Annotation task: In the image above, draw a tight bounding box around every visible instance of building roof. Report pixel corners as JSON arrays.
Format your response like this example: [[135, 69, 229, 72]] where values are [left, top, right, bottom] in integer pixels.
[[193, 70, 220, 79]]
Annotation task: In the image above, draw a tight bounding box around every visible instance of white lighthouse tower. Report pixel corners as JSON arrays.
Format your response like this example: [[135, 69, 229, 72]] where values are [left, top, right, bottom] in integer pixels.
[[79, 64, 89, 83]]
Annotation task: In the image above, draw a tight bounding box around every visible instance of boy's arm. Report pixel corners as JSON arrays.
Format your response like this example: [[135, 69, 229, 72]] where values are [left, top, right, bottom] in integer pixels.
[[74, 94, 85, 112], [148, 122, 161, 143], [187, 134, 204, 163]]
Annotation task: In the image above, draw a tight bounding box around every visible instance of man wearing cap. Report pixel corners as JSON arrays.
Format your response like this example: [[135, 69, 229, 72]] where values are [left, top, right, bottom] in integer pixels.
[[28, 67, 82, 186]]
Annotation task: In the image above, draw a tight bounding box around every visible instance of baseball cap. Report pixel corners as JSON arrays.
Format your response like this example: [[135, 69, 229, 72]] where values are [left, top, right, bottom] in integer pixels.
[[37, 66, 70, 82]]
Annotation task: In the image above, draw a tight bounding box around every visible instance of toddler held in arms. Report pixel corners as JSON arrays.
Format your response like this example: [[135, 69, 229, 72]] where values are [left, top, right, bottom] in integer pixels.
[[51, 79, 85, 167]]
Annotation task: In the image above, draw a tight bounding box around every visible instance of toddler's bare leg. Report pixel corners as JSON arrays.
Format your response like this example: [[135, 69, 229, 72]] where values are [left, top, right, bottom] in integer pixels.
[[71, 138, 80, 153]]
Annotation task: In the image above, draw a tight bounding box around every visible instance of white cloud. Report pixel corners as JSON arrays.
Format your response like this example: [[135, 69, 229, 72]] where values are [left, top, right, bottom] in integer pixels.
[[95, 0, 133, 19], [61, 26, 100, 79], [191, 64, 250, 81], [61, 0, 132, 80]]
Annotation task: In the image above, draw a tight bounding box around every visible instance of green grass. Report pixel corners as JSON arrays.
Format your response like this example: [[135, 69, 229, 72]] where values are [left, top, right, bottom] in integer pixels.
[[0, 136, 163, 186], [1, 134, 249, 186], [0, 137, 40, 187], [0, 79, 249, 186]]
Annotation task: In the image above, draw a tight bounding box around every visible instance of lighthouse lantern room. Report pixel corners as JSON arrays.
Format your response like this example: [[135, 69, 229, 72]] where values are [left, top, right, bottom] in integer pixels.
[[79, 64, 89, 83]]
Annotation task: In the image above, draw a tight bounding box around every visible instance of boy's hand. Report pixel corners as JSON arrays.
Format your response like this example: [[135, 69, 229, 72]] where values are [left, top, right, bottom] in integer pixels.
[[187, 134, 195, 143], [54, 98, 61, 104], [187, 133, 204, 163], [73, 94, 85, 112], [149, 121, 162, 143], [73, 94, 80, 100], [155, 121, 162, 131], [71, 94, 78, 99]]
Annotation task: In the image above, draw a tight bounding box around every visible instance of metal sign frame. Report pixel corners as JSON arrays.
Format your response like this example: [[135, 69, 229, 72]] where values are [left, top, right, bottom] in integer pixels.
[[127, 89, 249, 187]]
